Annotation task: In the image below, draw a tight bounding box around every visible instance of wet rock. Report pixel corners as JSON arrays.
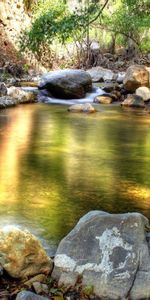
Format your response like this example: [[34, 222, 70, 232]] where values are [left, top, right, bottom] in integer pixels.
[[7, 87, 36, 103], [16, 291, 49, 300], [94, 95, 113, 104], [52, 211, 150, 300], [136, 86, 150, 102], [123, 65, 150, 92], [121, 94, 145, 108], [68, 103, 96, 113], [39, 70, 92, 99], [87, 67, 115, 82], [0, 225, 53, 278]]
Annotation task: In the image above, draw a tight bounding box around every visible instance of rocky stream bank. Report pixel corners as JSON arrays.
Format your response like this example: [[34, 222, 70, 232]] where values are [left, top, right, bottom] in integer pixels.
[[0, 64, 150, 112], [0, 211, 150, 300]]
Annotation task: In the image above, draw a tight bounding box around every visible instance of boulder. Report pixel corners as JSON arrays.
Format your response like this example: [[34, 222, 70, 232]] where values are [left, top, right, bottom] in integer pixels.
[[123, 65, 150, 92], [136, 86, 150, 102], [52, 211, 150, 300], [87, 67, 115, 82], [0, 226, 53, 278], [68, 103, 96, 113], [94, 95, 113, 104], [121, 94, 145, 108], [7, 86, 36, 103], [16, 291, 49, 300], [38, 70, 92, 99]]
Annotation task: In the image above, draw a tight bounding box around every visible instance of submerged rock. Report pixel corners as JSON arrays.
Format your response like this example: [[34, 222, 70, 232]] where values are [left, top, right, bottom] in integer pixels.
[[68, 103, 96, 113], [52, 211, 150, 300], [94, 95, 113, 104], [0, 226, 53, 278], [123, 65, 150, 92], [39, 70, 92, 99], [121, 94, 145, 108]]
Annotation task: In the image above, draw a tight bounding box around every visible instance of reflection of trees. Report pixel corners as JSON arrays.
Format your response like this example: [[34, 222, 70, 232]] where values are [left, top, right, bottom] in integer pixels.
[[1, 105, 150, 250]]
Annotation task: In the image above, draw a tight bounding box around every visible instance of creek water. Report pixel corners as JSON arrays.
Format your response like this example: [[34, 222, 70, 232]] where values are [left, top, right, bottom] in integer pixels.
[[0, 98, 150, 255]]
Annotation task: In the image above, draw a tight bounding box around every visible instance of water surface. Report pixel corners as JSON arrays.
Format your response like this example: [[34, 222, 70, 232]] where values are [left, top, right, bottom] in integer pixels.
[[0, 103, 150, 254]]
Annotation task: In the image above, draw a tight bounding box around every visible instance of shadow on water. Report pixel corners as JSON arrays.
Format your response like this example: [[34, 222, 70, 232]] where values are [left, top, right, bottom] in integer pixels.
[[0, 103, 150, 254]]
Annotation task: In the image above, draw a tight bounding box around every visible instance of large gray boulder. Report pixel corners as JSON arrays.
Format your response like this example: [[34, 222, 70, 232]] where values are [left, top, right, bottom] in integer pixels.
[[52, 211, 150, 300], [0, 226, 53, 278], [38, 70, 92, 99]]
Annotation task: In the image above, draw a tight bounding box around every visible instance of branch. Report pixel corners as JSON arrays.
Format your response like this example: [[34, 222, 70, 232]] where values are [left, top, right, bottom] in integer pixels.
[[92, 23, 140, 47], [89, 0, 110, 25]]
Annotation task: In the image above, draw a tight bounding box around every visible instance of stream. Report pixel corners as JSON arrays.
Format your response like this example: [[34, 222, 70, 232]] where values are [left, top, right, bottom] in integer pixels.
[[0, 88, 150, 255]]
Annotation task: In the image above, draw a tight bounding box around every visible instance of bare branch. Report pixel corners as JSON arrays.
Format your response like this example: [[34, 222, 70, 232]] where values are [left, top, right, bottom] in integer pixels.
[[89, 0, 110, 25]]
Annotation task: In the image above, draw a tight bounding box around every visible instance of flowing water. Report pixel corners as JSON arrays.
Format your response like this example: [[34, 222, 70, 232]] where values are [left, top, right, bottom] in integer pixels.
[[0, 99, 150, 255]]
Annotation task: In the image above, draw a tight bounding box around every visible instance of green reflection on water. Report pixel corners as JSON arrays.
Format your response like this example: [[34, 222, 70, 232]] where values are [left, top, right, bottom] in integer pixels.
[[0, 103, 150, 253]]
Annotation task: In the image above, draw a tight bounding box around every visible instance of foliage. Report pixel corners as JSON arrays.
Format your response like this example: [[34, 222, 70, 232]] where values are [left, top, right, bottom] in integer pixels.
[[101, 0, 150, 48], [20, 0, 106, 55], [20, 0, 150, 67]]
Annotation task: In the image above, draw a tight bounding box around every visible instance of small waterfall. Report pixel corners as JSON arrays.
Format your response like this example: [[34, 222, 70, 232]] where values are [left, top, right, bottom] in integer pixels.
[[38, 86, 105, 105]]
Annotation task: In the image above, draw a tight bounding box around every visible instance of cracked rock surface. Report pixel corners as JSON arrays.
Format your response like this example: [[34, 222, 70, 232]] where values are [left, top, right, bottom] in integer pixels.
[[52, 211, 150, 300]]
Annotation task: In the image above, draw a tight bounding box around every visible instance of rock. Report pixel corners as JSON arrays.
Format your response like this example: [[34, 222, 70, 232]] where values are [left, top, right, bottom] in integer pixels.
[[94, 95, 113, 104], [110, 91, 121, 101], [123, 65, 150, 92], [136, 86, 150, 102], [68, 103, 96, 113], [117, 72, 125, 84], [52, 211, 150, 300], [0, 83, 7, 96], [130, 272, 150, 300], [0, 225, 53, 278], [102, 83, 120, 93], [16, 291, 49, 300], [0, 96, 18, 108], [0, 291, 9, 300], [0, 263, 3, 276], [39, 70, 92, 99], [32, 282, 49, 295], [24, 274, 47, 288], [87, 67, 115, 82], [121, 94, 145, 108], [7, 86, 36, 103]]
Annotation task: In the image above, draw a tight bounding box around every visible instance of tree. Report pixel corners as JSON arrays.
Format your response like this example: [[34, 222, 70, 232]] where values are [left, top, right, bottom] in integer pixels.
[[20, 0, 110, 67], [100, 0, 150, 53]]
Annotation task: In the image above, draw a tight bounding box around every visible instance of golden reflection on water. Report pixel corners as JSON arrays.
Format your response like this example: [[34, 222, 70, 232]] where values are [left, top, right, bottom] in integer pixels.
[[0, 104, 150, 248], [0, 107, 35, 204]]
